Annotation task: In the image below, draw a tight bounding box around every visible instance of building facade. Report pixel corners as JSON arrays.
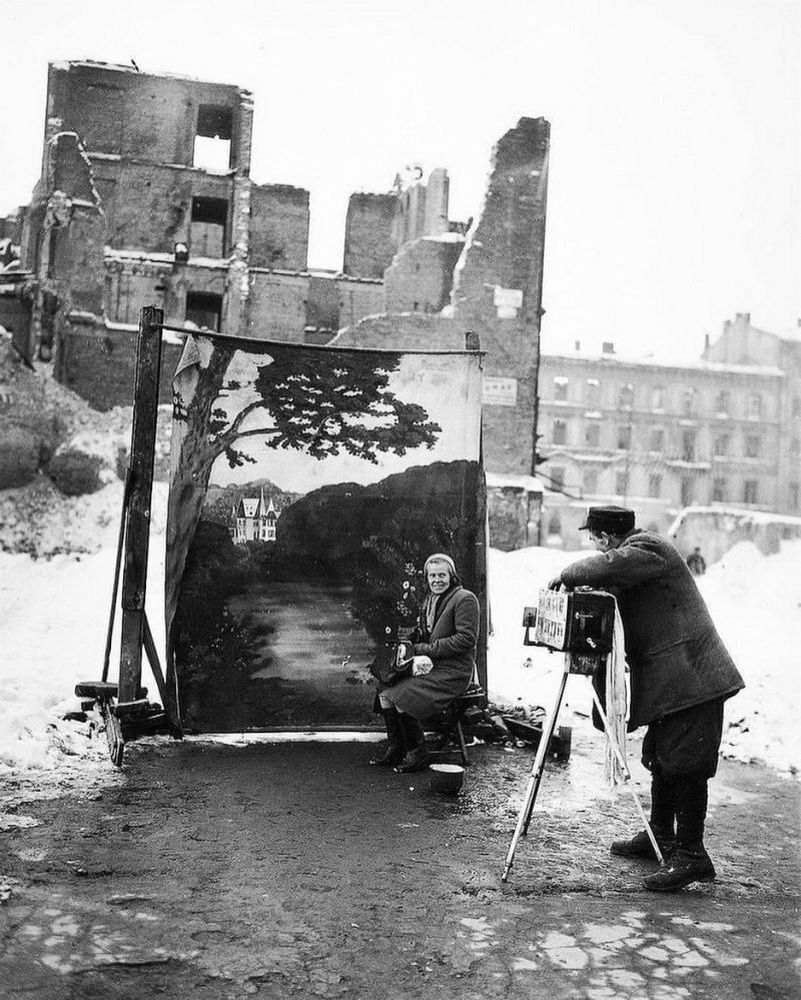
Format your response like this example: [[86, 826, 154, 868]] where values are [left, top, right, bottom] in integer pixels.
[[537, 314, 800, 549], [335, 117, 551, 548], [8, 63, 551, 550], [15, 61, 385, 408]]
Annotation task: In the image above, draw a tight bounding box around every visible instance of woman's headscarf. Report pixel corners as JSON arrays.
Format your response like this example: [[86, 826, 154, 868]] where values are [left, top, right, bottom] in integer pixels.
[[423, 553, 461, 586], [421, 553, 461, 633]]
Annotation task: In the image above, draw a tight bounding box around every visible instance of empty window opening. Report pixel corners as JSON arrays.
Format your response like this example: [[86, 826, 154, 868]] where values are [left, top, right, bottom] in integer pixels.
[[190, 197, 228, 257], [618, 382, 635, 410], [186, 291, 223, 332], [712, 477, 726, 502], [552, 419, 568, 445], [554, 376, 569, 402], [650, 427, 665, 452], [746, 393, 762, 420], [745, 435, 761, 459], [648, 474, 662, 499], [682, 430, 696, 462], [193, 105, 233, 170], [743, 480, 758, 505], [585, 379, 601, 407], [585, 423, 600, 448]]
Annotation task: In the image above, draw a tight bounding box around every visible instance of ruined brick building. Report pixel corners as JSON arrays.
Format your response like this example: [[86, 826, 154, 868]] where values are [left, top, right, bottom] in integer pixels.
[[7, 60, 550, 548]]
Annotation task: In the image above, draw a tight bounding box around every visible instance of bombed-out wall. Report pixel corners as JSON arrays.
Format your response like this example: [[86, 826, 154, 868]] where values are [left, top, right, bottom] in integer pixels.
[[339, 119, 550, 482], [384, 236, 464, 315], [342, 193, 398, 278], [19, 63, 551, 544], [45, 62, 251, 171], [452, 117, 550, 477], [249, 184, 309, 270], [54, 315, 184, 410]]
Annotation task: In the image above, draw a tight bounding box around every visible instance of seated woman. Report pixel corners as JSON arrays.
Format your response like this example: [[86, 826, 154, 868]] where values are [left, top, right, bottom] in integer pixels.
[[370, 553, 480, 773]]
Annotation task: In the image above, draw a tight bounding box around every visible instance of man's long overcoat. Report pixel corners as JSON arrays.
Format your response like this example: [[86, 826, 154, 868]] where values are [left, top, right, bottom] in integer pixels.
[[560, 529, 744, 729], [384, 585, 479, 720]]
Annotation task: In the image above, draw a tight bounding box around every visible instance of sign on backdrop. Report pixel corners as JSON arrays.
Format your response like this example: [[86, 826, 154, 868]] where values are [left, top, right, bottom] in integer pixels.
[[165, 334, 485, 731]]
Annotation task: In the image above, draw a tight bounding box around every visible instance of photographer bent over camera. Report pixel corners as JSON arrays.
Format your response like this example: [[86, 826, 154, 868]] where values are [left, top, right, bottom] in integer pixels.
[[370, 553, 479, 774], [548, 506, 744, 892]]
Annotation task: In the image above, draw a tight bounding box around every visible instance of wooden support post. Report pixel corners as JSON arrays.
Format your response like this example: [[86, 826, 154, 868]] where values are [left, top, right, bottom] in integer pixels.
[[118, 306, 164, 707]]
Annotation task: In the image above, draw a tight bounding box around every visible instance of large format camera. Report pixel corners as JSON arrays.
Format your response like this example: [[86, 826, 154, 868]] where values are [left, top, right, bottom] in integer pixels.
[[522, 589, 616, 674]]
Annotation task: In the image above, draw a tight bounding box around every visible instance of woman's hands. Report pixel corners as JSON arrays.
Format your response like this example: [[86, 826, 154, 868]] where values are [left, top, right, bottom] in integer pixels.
[[411, 656, 434, 676]]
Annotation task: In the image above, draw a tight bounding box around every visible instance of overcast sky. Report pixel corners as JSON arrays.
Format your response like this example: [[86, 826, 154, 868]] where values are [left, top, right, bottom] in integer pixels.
[[2, 0, 798, 361]]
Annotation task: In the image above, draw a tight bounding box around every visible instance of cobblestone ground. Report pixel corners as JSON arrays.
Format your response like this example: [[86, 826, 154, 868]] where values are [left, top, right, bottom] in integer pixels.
[[1, 736, 798, 999]]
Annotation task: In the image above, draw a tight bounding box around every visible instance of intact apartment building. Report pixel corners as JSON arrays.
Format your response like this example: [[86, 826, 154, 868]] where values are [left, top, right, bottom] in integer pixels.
[[8, 60, 550, 549], [537, 314, 801, 549]]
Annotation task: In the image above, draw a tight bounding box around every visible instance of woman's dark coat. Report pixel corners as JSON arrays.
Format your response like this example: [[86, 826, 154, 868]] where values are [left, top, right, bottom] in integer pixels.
[[559, 529, 744, 729], [383, 585, 479, 720]]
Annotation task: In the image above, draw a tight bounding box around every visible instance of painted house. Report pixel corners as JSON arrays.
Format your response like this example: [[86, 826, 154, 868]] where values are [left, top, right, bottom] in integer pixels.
[[230, 488, 278, 544]]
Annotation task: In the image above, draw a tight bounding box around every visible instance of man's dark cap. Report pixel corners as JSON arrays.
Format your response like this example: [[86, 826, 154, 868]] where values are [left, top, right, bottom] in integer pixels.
[[579, 505, 636, 534]]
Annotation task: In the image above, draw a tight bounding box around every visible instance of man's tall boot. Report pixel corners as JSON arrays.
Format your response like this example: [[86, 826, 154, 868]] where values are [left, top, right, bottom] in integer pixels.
[[369, 706, 406, 767], [394, 715, 431, 773], [644, 776, 716, 891], [611, 768, 677, 860]]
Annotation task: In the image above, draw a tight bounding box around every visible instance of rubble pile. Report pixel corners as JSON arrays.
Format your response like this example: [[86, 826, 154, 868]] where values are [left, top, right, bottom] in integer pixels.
[[0, 328, 171, 557]]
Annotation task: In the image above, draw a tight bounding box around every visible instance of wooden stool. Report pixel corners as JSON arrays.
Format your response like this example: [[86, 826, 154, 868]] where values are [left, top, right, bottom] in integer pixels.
[[431, 685, 486, 766]]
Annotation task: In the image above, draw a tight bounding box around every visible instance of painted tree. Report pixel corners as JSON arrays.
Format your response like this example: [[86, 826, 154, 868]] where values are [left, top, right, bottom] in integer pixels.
[[166, 337, 442, 643]]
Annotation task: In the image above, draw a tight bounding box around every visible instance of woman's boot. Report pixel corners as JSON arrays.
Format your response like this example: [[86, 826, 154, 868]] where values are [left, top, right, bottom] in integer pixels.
[[394, 715, 431, 773], [370, 707, 406, 767]]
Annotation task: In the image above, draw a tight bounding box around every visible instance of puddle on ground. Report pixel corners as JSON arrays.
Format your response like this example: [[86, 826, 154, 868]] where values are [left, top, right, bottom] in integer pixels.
[[440, 906, 751, 995]]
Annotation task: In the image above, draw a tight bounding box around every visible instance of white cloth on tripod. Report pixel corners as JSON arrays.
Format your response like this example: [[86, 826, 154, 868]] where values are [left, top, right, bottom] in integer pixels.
[[604, 604, 628, 786]]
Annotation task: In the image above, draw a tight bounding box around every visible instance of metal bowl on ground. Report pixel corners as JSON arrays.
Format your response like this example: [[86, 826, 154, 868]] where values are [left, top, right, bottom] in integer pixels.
[[429, 763, 465, 795]]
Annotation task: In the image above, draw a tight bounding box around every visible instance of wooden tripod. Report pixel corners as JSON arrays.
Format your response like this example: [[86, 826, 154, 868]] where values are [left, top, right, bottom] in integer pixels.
[[501, 652, 664, 882]]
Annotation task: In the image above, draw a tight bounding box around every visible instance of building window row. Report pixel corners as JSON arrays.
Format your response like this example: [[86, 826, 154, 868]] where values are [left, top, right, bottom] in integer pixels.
[[547, 376, 765, 420], [548, 417, 765, 459], [543, 464, 762, 507]]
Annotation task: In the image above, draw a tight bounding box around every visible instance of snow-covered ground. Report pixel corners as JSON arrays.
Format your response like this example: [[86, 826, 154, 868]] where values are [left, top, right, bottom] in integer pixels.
[[1, 509, 799, 779]]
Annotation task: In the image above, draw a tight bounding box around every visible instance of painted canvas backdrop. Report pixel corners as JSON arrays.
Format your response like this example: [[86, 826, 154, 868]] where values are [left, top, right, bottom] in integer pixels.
[[165, 334, 485, 731]]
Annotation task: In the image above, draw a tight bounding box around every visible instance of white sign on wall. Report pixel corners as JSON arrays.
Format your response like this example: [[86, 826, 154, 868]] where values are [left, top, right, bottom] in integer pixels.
[[483, 376, 519, 407], [493, 286, 524, 319]]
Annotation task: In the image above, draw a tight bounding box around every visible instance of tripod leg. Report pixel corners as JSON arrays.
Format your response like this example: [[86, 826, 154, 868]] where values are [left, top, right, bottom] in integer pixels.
[[501, 665, 568, 882], [589, 687, 664, 865]]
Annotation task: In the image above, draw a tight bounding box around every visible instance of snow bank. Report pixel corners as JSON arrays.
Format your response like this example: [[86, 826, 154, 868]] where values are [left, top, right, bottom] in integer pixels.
[[699, 540, 801, 773], [1, 530, 798, 778], [0, 489, 168, 774]]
